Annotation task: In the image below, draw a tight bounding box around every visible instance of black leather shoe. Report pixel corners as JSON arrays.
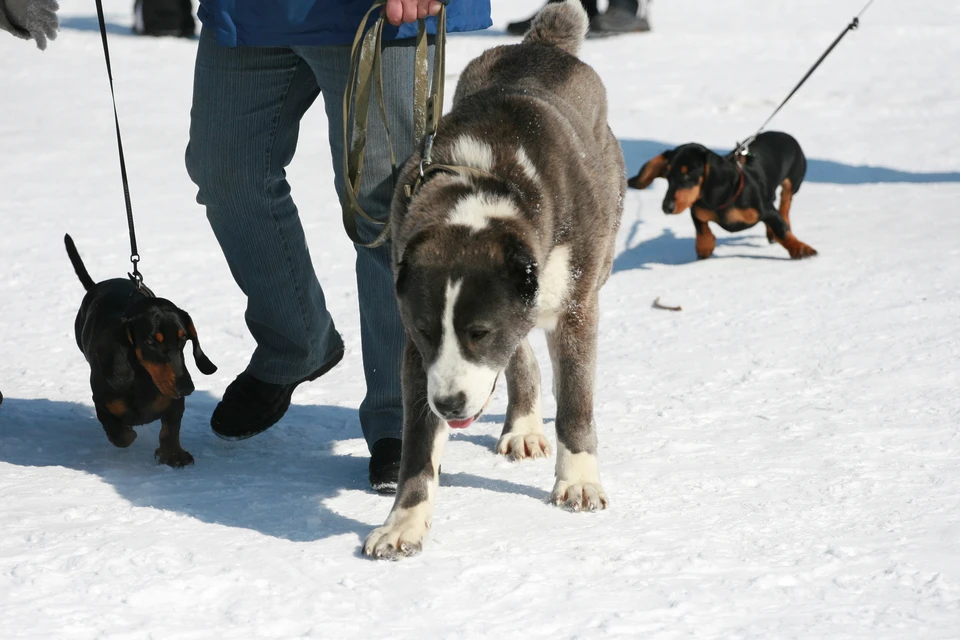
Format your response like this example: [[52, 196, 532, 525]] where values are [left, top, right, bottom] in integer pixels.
[[369, 438, 402, 494], [211, 346, 345, 441]]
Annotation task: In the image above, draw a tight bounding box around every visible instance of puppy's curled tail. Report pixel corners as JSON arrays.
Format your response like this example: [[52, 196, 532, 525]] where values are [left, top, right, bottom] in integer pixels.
[[64, 234, 96, 291], [523, 0, 589, 57]]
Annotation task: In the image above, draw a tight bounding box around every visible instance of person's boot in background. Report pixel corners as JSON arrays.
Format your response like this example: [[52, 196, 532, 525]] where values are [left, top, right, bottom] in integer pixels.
[[133, 0, 195, 38], [589, 0, 651, 37]]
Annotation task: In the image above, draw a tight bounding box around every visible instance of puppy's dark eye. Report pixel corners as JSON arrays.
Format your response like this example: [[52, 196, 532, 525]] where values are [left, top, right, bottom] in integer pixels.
[[145, 336, 156, 346], [468, 329, 490, 342]]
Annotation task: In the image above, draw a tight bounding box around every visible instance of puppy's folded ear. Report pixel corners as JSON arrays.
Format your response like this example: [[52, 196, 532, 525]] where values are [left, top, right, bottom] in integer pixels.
[[395, 257, 411, 297], [177, 310, 218, 375], [97, 325, 135, 390], [503, 234, 539, 306], [628, 150, 674, 190], [394, 231, 430, 297]]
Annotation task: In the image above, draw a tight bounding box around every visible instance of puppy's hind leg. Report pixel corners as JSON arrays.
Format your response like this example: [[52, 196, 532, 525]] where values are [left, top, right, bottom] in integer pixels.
[[497, 338, 550, 460], [779, 178, 794, 230], [547, 295, 608, 512], [364, 342, 447, 560], [764, 205, 816, 259], [768, 178, 795, 244]]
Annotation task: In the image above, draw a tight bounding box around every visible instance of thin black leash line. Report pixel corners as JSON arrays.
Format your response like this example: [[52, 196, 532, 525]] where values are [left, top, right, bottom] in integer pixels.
[[734, 0, 877, 156], [94, 0, 143, 287]]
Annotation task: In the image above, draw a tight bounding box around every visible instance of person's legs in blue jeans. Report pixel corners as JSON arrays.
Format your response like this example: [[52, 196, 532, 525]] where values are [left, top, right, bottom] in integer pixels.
[[294, 40, 425, 452], [185, 30, 412, 489], [187, 30, 343, 384], [185, 31, 345, 440]]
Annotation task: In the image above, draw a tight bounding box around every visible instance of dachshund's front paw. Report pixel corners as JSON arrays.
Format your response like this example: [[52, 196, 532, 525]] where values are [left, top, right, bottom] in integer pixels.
[[156, 447, 195, 468], [695, 237, 715, 260], [106, 428, 137, 448], [788, 243, 818, 259]]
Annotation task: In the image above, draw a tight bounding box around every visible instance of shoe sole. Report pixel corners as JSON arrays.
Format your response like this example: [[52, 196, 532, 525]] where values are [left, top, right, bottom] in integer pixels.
[[211, 346, 345, 441], [370, 480, 398, 495]]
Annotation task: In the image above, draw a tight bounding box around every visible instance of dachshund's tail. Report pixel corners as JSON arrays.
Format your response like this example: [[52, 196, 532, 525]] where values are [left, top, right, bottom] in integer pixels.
[[64, 234, 96, 291]]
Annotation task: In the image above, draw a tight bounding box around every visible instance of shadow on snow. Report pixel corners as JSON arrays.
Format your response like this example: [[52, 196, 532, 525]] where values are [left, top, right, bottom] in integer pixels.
[[0, 393, 543, 542]]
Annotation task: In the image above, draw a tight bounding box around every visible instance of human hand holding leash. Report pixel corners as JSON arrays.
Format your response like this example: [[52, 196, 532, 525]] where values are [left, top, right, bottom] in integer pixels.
[[0, 0, 59, 50], [384, 0, 444, 26]]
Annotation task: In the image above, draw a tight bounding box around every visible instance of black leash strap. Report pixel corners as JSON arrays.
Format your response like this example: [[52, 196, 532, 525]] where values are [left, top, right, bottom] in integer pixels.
[[734, 0, 876, 156], [94, 0, 143, 287]]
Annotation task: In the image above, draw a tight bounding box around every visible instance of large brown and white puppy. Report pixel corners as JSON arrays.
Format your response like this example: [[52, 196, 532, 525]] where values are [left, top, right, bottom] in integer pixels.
[[362, 0, 625, 559]]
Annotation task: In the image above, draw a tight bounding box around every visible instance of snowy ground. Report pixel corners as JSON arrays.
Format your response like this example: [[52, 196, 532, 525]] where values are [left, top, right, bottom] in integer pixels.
[[2, 0, 959, 637]]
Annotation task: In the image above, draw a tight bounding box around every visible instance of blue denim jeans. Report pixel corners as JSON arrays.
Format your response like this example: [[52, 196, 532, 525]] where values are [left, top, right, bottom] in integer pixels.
[[185, 29, 423, 448]]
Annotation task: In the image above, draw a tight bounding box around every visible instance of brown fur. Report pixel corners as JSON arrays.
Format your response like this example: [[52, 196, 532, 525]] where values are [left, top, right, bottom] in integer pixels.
[[725, 207, 760, 225], [149, 394, 171, 413], [779, 178, 793, 227], [628, 153, 668, 190], [695, 229, 716, 259], [136, 348, 178, 399], [777, 232, 818, 259], [106, 399, 127, 417], [694, 206, 718, 223], [674, 181, 702, 214]]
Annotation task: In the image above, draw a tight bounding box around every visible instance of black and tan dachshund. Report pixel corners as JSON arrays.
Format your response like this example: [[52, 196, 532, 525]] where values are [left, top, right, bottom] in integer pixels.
[[628, 131, 817, 260], [65, 234, 217, 467]]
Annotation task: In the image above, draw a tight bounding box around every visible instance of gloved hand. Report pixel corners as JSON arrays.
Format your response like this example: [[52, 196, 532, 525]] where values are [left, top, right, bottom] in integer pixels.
[[0, 0, 59, 50]]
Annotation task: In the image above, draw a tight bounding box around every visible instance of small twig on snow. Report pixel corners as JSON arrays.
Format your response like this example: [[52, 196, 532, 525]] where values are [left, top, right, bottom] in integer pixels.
[[652, 296, 682, 312]]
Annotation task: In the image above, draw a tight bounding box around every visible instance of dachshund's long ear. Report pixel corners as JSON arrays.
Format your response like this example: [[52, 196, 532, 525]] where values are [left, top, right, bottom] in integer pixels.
[[628, 151, 674, 189], [97, 322, 135, 390], [177, 310, 217, 375]]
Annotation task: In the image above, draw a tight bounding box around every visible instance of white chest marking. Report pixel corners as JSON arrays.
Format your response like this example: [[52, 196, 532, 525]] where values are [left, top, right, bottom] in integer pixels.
[[536, 245, 572, 330]]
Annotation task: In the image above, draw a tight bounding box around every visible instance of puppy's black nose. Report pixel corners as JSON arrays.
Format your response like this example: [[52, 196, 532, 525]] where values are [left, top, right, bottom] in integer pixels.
[[433, 394, 466, 419], [662, 199, 675, 214]]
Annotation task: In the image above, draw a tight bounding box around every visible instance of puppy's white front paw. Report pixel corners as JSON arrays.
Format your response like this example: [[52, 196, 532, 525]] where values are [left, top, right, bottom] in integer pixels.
[[497, 433, 551, 460], [551, 480, 609, 512], [498, 406, 549, 460], [552, 443, 607, 511], [362, 506, 431, 560]]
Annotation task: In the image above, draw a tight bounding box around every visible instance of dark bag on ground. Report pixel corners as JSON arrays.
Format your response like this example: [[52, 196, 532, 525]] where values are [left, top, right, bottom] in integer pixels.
[[133, 0, 195, 37]]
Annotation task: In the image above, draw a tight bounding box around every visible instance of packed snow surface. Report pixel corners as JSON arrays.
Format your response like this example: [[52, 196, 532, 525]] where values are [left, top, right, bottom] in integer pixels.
[[1, 0, 959, 637]]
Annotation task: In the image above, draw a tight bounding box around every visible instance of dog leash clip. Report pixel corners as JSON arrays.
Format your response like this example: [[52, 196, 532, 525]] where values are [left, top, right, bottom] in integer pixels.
[[128, 253, 144, 290], [419, 132, 436, 177]]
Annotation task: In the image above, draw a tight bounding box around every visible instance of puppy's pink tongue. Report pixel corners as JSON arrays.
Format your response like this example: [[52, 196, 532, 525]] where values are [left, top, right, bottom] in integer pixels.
[[447, 418, 474, 430]]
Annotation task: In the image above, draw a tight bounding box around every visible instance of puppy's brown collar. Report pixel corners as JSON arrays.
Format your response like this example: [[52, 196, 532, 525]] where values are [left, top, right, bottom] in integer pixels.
[[404, 162, 500, 200], [717, 164, 745, 211]]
